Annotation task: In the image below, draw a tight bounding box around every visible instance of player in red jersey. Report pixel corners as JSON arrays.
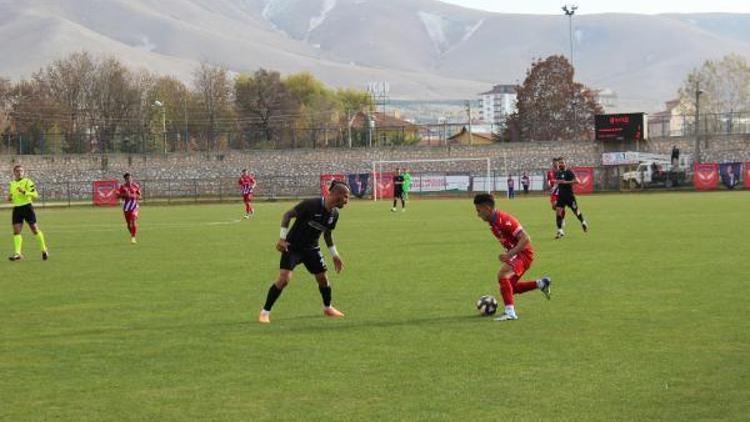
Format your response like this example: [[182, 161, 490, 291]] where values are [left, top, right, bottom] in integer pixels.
[[474, 193, 551, 321], [117, 173, 141, 244], [238, 169, 256, 219]]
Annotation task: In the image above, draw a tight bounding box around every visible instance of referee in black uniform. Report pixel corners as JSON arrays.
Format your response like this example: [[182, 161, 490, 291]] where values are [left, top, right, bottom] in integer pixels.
[[258, 181, 351, 323], [554, 158, 588, 239]]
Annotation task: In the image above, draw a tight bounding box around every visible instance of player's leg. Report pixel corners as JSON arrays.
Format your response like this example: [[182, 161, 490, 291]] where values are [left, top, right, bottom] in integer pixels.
[[568, 197, 588, 232], [126, 212, 138, 243], [302, 249, 344, 317], [28, 218, 49, 260], [259, 269, 293, 323], [496, 265, 519, 321], [391, 196, 397, 212], [248, 196, 254, 216], [555, 204, 566, 239], [400, 192, 406, 211], [10, 213, 24, 260]]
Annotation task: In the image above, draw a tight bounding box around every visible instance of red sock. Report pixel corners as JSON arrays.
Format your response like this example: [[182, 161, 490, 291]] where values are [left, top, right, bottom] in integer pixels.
[[248, 204, 254, 214], [511, 275, 538, 294], [245, 202, 251, 213], [498, 278, 514, 306], [130, 225, 137, 237]]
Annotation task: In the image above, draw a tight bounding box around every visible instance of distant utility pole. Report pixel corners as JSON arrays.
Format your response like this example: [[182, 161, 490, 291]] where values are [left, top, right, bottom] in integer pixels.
[[695, 81, 703, 162], [465, 100, 473, 145], [562, 4, 577, 67]]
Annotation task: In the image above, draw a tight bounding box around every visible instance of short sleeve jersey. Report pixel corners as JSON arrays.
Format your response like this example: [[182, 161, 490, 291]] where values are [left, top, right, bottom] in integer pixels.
[[286, 197, 339, 250], [393, 175, 405, 194], [489, 210, 534, 255], [546, 169, 558, 193], [555, 169, 576, 197], [239, 175, 255, 195], [118, 183, 141, 212], [9, 177, 38, 206]]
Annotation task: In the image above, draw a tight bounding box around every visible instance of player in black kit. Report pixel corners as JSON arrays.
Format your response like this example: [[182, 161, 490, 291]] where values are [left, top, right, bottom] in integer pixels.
[[554, 158, 589, 239], [258, 181, 351, 323], [391, 168, 406, 212]]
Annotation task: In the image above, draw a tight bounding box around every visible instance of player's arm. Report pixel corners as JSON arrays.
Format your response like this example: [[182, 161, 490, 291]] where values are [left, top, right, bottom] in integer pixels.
[[324, 230, 343, 273], [501, 230, 531, 262], [25, 181, 39, 200], [276, 208, 297, 253]]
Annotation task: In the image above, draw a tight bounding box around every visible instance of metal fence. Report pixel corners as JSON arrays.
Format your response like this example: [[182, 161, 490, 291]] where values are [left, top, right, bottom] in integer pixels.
[[9, 167, 725, 208]]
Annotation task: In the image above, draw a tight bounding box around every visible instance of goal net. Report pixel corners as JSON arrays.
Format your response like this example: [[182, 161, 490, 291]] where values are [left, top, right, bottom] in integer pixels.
[[371, 157, 492, 201]]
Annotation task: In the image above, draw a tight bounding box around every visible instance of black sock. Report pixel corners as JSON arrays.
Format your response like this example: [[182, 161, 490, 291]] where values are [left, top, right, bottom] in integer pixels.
[[577, 213, 585, 223], [556, 215, 563, 229], [392, 199, 397, 208], [319, 285, 332, 307], [263, 284, 283, 311], [401, 199, 405, 208]]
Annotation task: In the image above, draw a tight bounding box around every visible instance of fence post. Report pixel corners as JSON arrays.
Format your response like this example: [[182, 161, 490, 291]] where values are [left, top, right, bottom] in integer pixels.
[[194, 179, 198, 203], [219, 177, 223, 202], [66, 181, 71, 207], [167, 179, 172, 204]]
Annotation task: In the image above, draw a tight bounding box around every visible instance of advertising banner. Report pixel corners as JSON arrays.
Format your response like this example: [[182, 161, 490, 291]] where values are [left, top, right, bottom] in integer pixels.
[[572, 167, 594, 194], [375, 172, 395, 199], [92, 180, 120, 206], [320, 174, 346, 196], [347, 173, 370, 198], [719, 162, 741, 190], [693, 163, 719, 190], [745, 162, 750, 189]]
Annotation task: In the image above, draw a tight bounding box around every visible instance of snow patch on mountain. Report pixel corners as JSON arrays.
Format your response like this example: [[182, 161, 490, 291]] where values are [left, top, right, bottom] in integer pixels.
[[308, 0, 336, 33]]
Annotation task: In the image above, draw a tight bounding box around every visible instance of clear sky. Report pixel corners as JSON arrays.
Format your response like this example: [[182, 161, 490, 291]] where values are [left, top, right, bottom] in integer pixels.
[[438, 0, 750, 15]]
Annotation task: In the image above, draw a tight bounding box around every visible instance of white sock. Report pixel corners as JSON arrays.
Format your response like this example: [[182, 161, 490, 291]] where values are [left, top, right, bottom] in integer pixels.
[[536, 279, 544, 288], [260, 309, 270, 316], [504, 305, 516, 316]]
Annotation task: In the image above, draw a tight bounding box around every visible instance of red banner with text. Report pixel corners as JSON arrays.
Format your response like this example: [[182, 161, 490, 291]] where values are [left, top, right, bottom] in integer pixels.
[[320, 174, 346, 196], [92, 180, 120, 206], [572, 166, 594, 194], [693, 163, 719, 190], [745, 162, 750, 189]]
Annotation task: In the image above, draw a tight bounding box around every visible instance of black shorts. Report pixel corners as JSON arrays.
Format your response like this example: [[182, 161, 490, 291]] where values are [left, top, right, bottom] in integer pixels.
[[12, 204, 37, 225], [394, 190, 405, 199], [280, 247, 327, 274], [556, 195, 578, 210]]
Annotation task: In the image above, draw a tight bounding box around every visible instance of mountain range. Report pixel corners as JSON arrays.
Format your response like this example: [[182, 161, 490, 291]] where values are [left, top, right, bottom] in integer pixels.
[[1, 0, 750, 112]]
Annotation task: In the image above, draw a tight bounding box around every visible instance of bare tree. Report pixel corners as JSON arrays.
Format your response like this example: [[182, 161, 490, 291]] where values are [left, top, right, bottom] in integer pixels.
[[235, 68, 297, 147], [193, 62, 232, 152]]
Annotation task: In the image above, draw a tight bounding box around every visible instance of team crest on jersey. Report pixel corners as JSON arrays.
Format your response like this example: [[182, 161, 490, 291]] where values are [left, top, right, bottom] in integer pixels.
[[328, 216, 334, 224]]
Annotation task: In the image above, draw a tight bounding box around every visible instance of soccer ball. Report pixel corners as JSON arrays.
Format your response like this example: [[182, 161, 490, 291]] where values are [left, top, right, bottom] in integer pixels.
[[476, 295, 498, 316]]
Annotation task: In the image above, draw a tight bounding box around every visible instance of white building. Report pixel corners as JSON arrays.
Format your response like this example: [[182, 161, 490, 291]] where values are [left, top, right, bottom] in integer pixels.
[[478, 85, 517, 125]]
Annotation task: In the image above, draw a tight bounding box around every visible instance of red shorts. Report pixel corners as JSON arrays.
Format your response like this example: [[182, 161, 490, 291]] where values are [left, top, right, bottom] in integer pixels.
[[124, 210, 139, 222], [243, 194, 254, 202], [505, 251, 534, 277]]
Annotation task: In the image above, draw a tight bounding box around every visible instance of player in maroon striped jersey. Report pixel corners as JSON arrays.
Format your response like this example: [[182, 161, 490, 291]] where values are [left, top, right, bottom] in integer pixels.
[[238, 169, 256, 219], [117, 173, 141, 244]]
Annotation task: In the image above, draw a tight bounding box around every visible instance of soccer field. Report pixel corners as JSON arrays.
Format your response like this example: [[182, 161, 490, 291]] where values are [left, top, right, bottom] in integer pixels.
[[2, 192, 749, 421]]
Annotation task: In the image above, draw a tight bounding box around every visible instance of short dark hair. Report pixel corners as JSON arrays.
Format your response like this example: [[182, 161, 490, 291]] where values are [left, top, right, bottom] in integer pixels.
[[330, 180, 350, 193], [123, 172, 131, 178], [473, 193, 495, 207]]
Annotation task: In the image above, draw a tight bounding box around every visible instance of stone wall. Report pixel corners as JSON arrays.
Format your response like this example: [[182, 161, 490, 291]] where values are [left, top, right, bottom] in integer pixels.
[[2, 135, 748, 200]]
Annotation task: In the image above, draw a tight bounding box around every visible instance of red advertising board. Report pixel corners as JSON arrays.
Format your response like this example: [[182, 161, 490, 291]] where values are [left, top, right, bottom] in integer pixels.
[[572, 166, 594, 194], [745, 162, 750, 189], [693, 163, 719, 190], [320, 174, 346, 196], [92, 180, 120, 206], [375, 172, 395, 199]]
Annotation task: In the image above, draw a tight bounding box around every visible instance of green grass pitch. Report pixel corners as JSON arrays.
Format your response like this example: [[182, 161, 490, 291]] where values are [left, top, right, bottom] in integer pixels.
[[2, 192, 749, 421]]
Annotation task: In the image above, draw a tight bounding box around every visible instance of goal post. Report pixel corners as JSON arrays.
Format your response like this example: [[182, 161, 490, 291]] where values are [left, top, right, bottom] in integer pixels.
[[371, 157, 492, 201]]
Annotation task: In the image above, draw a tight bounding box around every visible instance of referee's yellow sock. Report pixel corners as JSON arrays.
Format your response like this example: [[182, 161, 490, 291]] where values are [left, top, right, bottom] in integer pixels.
[[35, 231, 47, 252], [13, 235, 22, 255]]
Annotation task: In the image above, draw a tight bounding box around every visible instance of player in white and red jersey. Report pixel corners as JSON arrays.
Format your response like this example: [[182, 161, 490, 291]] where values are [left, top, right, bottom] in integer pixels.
[[238, 169, 256, 219], [117, 173, 141, 244], [474, 193, 551, 321]]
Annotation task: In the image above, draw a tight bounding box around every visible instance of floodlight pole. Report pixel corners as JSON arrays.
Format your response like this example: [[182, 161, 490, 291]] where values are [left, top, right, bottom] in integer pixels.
[[695, 82, 703, 163], [562, 5, 577, 68]]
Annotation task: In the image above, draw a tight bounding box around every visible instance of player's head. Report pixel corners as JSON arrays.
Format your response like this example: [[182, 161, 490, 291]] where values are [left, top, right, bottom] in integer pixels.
[[13, 165, 24, 179], [328, 182, 351, 209], [558, 158, 566, 170], [123, 172, 132, 183], [473, 193, 495, 222], [241, 169, 248, 175], [552, 157, 558, 166], [396, 167, 401, 174]]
